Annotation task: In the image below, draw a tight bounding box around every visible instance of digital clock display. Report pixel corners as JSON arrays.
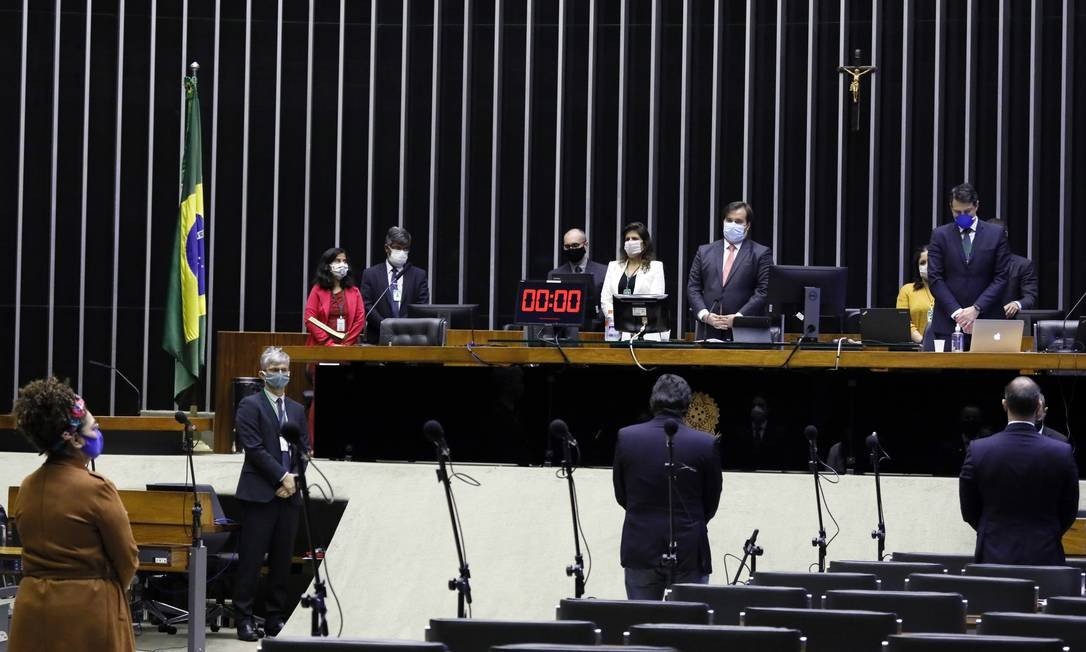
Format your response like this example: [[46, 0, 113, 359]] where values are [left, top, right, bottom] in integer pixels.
[[514, 279, 590, 326]]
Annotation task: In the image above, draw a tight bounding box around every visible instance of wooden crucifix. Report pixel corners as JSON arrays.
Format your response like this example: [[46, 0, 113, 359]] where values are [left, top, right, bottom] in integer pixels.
[[838, 49, 877, 133]]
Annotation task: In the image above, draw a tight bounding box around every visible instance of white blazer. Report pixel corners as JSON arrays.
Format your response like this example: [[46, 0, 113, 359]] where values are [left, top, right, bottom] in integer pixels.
[[600, 259, 670, 340]]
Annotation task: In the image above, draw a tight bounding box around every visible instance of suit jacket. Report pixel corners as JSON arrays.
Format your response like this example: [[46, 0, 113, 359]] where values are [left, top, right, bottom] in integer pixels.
[[549, 259, 608, 330], [601, 259, 669, 340], [234, 392, 310, 504], [613, 414, 723, 574], [687, 238, 773, 329], [926, 219, 1011, 337], [1003, 254, 1039, 310], [304, 284, 366, 346], [959, 422, 1079, 565], [360, 262, 431, 344]]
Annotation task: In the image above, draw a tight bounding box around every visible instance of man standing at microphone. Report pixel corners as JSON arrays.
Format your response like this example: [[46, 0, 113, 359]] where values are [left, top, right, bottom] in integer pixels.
[[612, 374, 723, 600], [233, 346, 309, 641], [361, 226, 431, 343]]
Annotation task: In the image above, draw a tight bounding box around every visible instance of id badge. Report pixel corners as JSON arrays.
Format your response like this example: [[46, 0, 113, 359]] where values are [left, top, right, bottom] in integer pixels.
[[336, 316, 346, 332], [392, 287, 403, 303]]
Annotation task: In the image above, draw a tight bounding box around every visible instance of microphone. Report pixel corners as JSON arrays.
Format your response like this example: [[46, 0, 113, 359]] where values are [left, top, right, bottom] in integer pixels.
[[549, 419, 578, 447], [174, 410, 193, 429], [743, 528, 763, 555], [367, 264, 409, 333], [88, 360, 141, 414], [664, 419, 679, 441], [281, 421, 311, 461], [805, 425, 819, 467], [866, 431, 891, 462], [423, 419, 450, 457]]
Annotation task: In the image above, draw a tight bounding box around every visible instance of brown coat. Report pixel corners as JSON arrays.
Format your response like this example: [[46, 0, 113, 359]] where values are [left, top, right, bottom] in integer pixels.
[[9, 455, 139, 652]]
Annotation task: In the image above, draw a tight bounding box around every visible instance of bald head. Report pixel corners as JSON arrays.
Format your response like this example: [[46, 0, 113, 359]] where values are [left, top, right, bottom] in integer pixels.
[[1003, 376, 1042, 422], [563, 228, 587, 247]]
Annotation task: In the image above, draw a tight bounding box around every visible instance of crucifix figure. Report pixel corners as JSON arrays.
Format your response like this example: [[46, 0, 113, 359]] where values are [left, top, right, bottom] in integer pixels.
[[838, 49, 877, 133]]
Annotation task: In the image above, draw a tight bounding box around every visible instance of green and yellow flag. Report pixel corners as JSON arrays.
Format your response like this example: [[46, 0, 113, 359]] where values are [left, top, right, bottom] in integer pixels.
[[162, 72, 207, 403]]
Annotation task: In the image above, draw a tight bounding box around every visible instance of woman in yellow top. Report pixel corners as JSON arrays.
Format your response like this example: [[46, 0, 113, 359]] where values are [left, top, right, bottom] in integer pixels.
[[896, 245, 934, 343]]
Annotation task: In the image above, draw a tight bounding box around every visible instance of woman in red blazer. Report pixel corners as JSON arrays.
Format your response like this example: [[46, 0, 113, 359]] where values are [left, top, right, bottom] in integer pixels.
[[305, 247, 366, 346]]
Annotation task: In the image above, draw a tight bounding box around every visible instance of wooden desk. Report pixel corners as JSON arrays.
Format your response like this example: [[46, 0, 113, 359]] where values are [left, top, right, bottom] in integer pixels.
[[0, 414, 213, 432], [1064, 519, 1086, 556]]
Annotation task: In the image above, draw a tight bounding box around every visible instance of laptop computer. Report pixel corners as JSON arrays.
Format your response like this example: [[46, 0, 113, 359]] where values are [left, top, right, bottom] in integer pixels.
[[969, 319, 1024, 353], [860, 308, 913, 346]]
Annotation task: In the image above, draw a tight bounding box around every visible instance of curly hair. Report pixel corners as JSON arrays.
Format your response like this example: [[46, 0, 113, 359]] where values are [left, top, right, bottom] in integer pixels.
[[13, 377, 78, 454]]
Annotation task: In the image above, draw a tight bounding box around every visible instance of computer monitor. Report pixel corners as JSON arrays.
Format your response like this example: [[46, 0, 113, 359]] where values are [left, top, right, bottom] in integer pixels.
[[766, 265, 848, 338], [514, 279, 590, 328], [405, 303, 478, 330], [613, 294, 670, 338], [546, 273, 600, 329]]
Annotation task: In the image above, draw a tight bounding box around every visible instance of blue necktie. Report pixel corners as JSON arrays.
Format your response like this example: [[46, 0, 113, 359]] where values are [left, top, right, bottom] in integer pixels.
[[277, 398, 291, 471], [389, 270, 400, 318]]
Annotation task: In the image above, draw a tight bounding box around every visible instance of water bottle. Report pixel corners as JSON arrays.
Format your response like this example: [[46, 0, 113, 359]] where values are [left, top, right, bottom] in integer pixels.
[[950, 324, 965, 353], [604, 308, 620, 342]]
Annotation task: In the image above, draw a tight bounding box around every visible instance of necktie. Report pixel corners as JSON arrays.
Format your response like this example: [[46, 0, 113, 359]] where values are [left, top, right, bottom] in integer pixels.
[[574, 265, 582, 274], [722, 245, 737, 285], [389, 269, 400, 318], [962, 228, 973, 261], [276, 398, 291, 471]]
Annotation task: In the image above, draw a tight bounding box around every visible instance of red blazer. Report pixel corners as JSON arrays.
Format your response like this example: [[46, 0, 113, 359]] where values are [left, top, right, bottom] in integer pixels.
[[304, 285, 366, 346]]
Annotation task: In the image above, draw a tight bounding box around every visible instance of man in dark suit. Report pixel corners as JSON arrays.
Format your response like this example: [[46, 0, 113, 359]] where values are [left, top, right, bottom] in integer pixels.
[[233, 346, 310, 641], [687, 201, 774, 340], [361, 226, 431, 344], [548, 227, 608, 330], [925, 183, 1011, 350], [960, 376, 1079, 565], [986, 218, 1039, 318], [613, 374, 723, 600], [1037, 393, 1069, 443]]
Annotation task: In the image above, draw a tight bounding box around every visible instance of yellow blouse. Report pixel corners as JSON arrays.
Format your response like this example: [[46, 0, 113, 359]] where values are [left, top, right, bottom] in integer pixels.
[[896, 282, 934, 338]]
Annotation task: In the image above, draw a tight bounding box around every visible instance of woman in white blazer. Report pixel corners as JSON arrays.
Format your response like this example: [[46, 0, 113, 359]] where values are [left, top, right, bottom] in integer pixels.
[[601, 221, 670, 340]]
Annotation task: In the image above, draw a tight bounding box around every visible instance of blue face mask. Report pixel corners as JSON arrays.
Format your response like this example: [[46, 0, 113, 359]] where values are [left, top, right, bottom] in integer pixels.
[[954, 212, 974, 229], [263, 371, 290, 390], [723, 221, 747, 244], [81, 428, 104, 459]]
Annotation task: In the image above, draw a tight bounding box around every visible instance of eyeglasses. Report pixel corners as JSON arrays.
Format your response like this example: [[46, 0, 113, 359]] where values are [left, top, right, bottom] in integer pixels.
[[562, 243, 586, 250]]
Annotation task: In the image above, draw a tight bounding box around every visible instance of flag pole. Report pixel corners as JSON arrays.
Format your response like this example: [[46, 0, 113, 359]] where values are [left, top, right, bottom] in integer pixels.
[[190, 60, 199, 77]]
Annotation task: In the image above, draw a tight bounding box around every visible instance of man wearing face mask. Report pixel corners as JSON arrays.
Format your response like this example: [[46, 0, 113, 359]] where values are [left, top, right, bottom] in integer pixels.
[[723, 396, 789, 471], [1036, 393, 1069, 443], [361, 226, 431, 344], [924, 183, 1011, 350], [233, 346, 310, 641], [548, 228, 608, 330], [687, 201, 774, 340], [986, 218, 1039, 318]]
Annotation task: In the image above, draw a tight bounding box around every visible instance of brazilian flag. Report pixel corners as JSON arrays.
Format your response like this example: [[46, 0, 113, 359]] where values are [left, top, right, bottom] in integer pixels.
[[162, 73, 207, 404]]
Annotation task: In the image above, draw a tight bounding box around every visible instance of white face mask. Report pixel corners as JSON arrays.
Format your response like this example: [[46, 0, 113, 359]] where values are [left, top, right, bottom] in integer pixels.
[[624, 240, 643, 257], [330, 262, 349, 279], [388, 249, 409, 268], [918, 263, 928, 279]]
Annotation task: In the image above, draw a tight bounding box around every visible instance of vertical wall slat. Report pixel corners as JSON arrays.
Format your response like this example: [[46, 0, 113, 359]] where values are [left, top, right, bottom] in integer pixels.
[[897, 0, 913, 287], [1026, 0, 1042, 258], [553, 0, 566, 270], [204, 0, 221, 412], [521, 0, 535, 281], [803, 0, 817, 265], [334, 0, 345, 245], [771, 0, 785, 257], [866, 0, 881, 307], [834, 0, 847, 266], [47, 0, 61, 375], [676, 0, 691, 336], [707, 0, 722, 241], [583, 0, 597, 238], [78, 0, 93, 396], [110, 0, 127, 412], [270, 0, 284, 329], [397, 0, 410, 227], [741, 0, 754, 199], [458, 0, 473, 303], [238, 0, 252, 330], [141, 0, 158, 409], [1058, 0, 1075, 308], [930, 0, 944, 231], [365, 0, 377, 265], [646, 0, 661, 233], [963, 0, 976, 181], [428, 0, 441, 298], [616, 0, 628, 245], [995, 0, 1010, 223], [302, 0, 315, 300], [488, 0, 503, 328], [13, 0, 29, 401]]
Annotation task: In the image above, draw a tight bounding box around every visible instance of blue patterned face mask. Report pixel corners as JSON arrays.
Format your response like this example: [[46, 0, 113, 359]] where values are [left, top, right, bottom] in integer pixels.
[[954, 212, 974, 229], [262, 371, 290, 390], [80, 428, 104, 459]]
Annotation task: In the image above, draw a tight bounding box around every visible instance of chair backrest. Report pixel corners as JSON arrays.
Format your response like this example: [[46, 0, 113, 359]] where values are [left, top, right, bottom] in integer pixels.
[[979, 612, 1086, 651], [379, 318, 447, 346], [965, 564, 1084, 599], [892, 553, 975, 576], [750, 571, 879, 605], [885, 633, 1066, 651], [627, 623, 804, 652], [906, 574, 1038, 615], [263, 637, 449, 651], [493, 646, 672, 652], [1047, 596, 1086, 616], [741, 607, 899, 652], [667, 584, 810, 626], [425, 619, 599, 652], [556, 599, 710, 645], [1034, 318, 1085, 352], [829, 561, 947, 592], [824, 590, 967, 633]]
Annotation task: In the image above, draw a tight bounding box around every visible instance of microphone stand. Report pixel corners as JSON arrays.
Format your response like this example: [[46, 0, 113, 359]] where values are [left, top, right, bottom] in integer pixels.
[[434, 443, 472, 617], [294, 447, 329, 636], [730, 528, 763, 585], [809, 445, 828, 573], [181, 421, 206, 652], [662, 432, 679, 587], [559, 435, 585, 598], [870, 443, 887, 561]]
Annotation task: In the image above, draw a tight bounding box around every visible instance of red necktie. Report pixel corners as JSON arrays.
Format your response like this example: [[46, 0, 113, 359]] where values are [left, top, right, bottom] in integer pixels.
[[722, 245, 737, 286]]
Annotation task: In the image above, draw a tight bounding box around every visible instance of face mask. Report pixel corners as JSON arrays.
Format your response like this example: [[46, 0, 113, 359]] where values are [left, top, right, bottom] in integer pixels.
[[388, 249, 409, 268], [624, 240, 643, 257], [80, 428, 104, 460], [918, 263, 928, 278], [329, 262, 349, 279], [723, 222, 747, 244], [954, 212, 974, 229], [562, 246, 586, 263], [263, 371, 290, 390]]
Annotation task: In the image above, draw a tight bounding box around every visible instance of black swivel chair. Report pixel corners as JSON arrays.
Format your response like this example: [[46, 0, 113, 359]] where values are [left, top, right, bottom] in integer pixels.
[[906, 574, 1038, 615], [964, 564, 1084, 599], [749, 571, 879, 606], [892, 553, 975, 576], [885, 633, 1065, 651], [979, 612, 1086, 651], [829, 561, 947, 592], [379, 318, 447, 346], [741, 607, 899, 652], [1047, 597, 1086, 616], [824, 590, 967, 633], [263, 639, 449, 652], [425, 619, 599, 652], [627, 623, 804, 652], [666, 584, 810, 626], [556, 599, 711, 645]]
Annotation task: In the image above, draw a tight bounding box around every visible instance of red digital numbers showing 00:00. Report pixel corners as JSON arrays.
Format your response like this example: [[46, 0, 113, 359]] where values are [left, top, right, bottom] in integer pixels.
[[520, 288, 583, 313]]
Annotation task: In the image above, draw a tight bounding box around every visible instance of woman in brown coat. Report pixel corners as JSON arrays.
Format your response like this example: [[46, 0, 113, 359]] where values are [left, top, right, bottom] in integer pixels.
[[8, 377, 139, 652]]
